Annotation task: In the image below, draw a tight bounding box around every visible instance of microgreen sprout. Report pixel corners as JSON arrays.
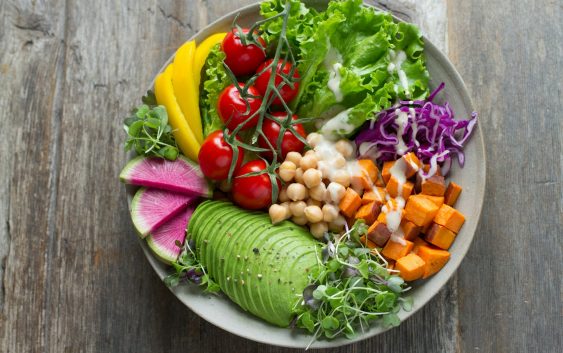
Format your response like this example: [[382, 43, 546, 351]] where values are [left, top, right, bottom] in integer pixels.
[[164, 239, 220, 293], [123, 91, 179, 160], [292, 220, 411, 344]]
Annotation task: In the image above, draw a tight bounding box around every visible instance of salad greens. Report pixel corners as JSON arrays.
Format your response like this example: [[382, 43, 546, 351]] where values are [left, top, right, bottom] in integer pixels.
[[260, 0, 429, 138], [123, 91, 179, 160], [293, 221, 411, 344], [200, 44, 229, 137]]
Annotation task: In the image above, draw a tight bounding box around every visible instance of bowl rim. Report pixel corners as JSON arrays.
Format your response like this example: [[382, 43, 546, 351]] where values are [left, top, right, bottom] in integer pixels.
[[126, 0, 486, 348]]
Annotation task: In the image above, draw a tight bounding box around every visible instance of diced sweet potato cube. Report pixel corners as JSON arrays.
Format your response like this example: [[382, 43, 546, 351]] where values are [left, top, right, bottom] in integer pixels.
[[358, 159, 379, 183], [434, 204, 466, 233], [404, 195, 440, 227], [378, 200, 406, 225], [402, 152, 422, 178], [339, 188, 362, 218], [396, 253, 426, 281], [362, 187, 386, 204], [367, 221, 392, 247], [412, 237, 430, 254], [421, 222, 432, 235], [381, 239, 414, 261], [355, 202, 381, 225], [417, 195, 444, 208], [382, 161, 394, 184], [426, 223, 456, 249], [417, 245, 450, 278], [400, 220, 420, 240], [416, 165, 443, 192], [386, 178, 415, 199], [351, 173, 371, 191], [444, 182, 462, 206], [359, 235, 377, 249], [421, 175, 446, 196]]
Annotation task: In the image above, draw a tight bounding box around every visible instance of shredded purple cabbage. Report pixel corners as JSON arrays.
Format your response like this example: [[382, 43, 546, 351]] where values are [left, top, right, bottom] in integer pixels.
[[355, 83, 478, 176]]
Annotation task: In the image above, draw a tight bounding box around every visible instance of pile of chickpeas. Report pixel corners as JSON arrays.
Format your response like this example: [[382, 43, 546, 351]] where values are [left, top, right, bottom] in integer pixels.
[[268, 133, 358, 239]]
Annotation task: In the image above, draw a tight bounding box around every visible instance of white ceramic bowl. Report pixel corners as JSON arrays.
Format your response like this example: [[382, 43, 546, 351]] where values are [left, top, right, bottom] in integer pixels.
[[125, 1, 486, 349]]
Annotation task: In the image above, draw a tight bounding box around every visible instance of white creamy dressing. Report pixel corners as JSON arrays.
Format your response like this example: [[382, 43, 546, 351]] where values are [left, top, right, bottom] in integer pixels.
[[388, 50, 410, 98], [324, 47, 344, 102], [409, 107, 419, 148], [320, 108, 355, 139], [394, 109, 409, 155], [382, 158, 409, 245]]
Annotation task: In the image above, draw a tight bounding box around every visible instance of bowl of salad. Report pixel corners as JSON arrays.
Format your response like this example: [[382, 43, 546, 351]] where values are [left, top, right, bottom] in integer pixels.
[[119, 0, 485, 348]]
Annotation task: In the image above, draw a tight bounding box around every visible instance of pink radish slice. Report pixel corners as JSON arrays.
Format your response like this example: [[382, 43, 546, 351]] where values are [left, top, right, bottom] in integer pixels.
[[146, 205, 195, 264], [131, 187, 196, 238], [120, 155, 212, 197]]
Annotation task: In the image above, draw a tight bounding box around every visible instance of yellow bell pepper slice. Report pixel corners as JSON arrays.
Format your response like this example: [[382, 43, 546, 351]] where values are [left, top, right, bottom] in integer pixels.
[[154, 64, 200, 162], [172, 41, 204, 144], [193, 32, 227, 89]]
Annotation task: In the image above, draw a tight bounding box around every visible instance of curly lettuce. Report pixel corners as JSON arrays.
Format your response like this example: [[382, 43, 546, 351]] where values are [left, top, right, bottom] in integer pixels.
[[199, 44, 228, 137], [260, 0, 430, 138]]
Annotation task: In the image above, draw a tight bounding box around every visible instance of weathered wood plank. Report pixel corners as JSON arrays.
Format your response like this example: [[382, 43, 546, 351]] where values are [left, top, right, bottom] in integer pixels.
[[447, 0, 562, 352], [0, 0, 67, 352]]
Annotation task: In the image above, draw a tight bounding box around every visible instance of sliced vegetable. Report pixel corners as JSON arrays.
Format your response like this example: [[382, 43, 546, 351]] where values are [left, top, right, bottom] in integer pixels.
[[154, 64, 201, 161], [119, 155, 211, 197], [395, 253, 425, 281], [355, 83, 478, 176], [131, 187, 196, 238], [194, 33, 227, 89], [172, 40, 204, 144], [433, 204, 465, 233], [417, 245, 451, 278], [147, 206, 195, 264]]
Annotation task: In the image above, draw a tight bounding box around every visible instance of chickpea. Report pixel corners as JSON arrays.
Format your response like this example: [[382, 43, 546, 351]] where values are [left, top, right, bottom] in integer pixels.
[[333, 154, 347, 169], [307, 198, 322, 207], [322, 204, 339, 223], [278, 161, 296, 182], [304, 205, 323, 223], [286, 151, 302, 166], [300, 154, 318, 171], [292, 215, 308, 226], [317, 160, 330, 179], [294, 168, 304, 184], [304, 149, 316, 158], [278, 187, 289, 202], [218, 179, 232, 192], [303, 168, 322, 188], [327, 182, 346, 204], [331, 169, 351, 187], [309, 183, 327, 201], [306, 132, 323, 148], [310, 222, 328, 239], [269, 204, 289, 224], [280, 202, 291, 217], [335, 139, 355, 159], [289, 201, 307, 217], [286, 183, 308, 201]]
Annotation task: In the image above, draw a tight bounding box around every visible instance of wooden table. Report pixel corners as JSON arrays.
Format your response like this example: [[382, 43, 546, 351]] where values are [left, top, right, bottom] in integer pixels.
[[1, 0, 561, 352]]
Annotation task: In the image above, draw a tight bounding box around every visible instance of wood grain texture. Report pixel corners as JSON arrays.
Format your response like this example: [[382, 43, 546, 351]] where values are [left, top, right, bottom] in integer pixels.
[[0, 0, 560, 352], [447, 0, 562, 352]]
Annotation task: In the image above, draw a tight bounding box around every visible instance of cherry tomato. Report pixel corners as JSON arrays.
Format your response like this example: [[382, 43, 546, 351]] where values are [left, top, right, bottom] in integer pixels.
[[255, 59, 300, 105], [232, 160, 279, 210], [198, 130, 243, 181], [221, 28, 266, 77], [258, 112, 306, 160], [218, 83, 263, 131]]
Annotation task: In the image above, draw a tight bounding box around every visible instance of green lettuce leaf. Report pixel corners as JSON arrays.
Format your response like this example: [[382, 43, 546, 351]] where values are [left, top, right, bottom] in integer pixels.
[[200, 44, 228, 137], [261, 0, 430, 138]]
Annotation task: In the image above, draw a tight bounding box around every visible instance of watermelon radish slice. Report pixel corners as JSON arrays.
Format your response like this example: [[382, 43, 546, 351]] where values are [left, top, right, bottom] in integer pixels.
[[146, 205, 195, 264], [131, 187, 196, 238], [120, 155, 212, 197]]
